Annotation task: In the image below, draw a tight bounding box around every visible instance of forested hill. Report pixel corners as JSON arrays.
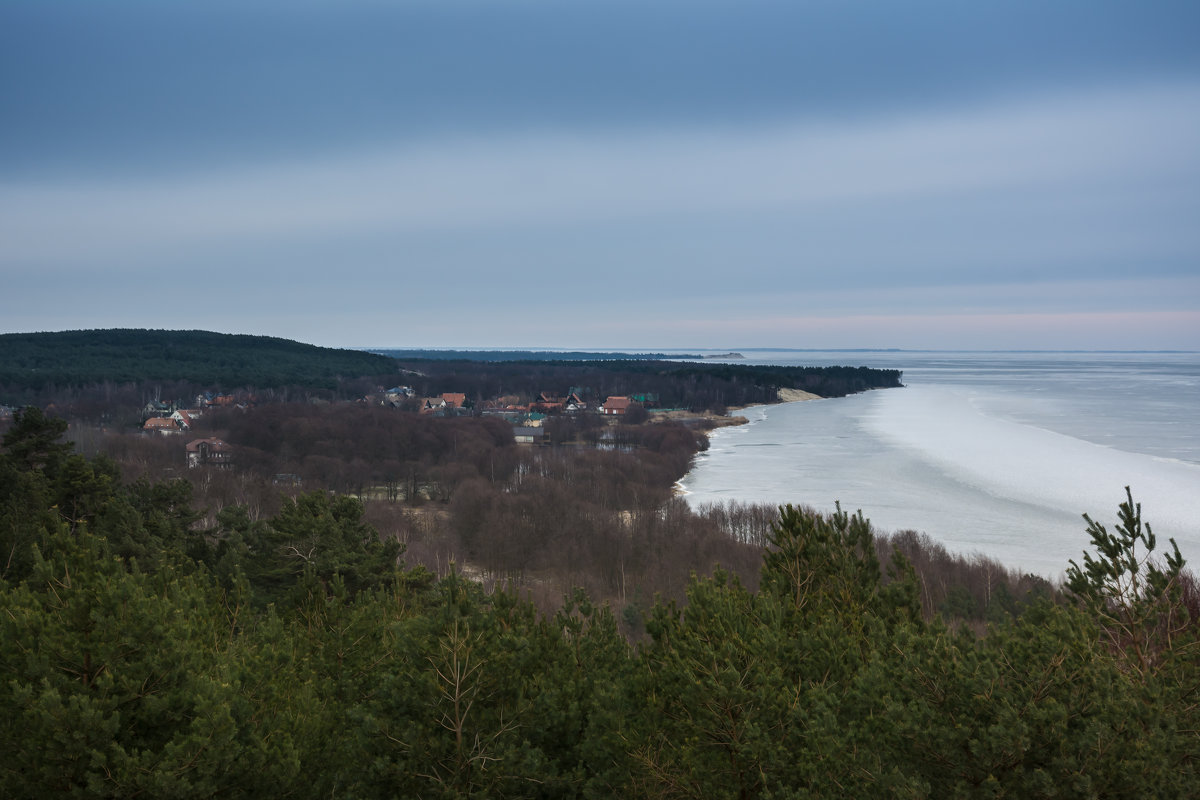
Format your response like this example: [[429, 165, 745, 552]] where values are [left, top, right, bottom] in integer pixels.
[[0, 329, 901, 410], [0, 329, 396, 390]]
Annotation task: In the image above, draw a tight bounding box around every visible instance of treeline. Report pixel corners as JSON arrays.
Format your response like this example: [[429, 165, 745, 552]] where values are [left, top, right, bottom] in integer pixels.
[[395, 358, 903, 411], [697, 500, 1059, 628], [2, 416, 1196, 796], [0, 329, 396, 393]]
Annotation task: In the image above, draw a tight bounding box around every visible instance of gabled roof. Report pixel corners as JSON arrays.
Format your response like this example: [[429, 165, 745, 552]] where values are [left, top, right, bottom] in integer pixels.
[[186, 437, 231, 452], [441, 393, 467, 409], [602, 396, 632, 411]]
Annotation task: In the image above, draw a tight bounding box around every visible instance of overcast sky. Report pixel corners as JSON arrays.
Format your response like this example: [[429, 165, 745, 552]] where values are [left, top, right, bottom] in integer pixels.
[[3, 0, 1198, 350]]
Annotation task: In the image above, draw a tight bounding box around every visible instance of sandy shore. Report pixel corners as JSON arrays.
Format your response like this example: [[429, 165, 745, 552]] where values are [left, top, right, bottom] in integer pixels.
[[725, 387, 823, 415], [657, 387, 822, 430], [776, 388, 822, 403]]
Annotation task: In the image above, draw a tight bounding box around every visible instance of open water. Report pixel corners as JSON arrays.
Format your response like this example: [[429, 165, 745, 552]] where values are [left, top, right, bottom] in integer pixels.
[[678, 351, 1200, 579]]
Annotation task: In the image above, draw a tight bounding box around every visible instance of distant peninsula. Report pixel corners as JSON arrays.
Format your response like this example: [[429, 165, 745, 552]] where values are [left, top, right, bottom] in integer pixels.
[[0, 330, 902, 412], [368, 349, 712, 361]]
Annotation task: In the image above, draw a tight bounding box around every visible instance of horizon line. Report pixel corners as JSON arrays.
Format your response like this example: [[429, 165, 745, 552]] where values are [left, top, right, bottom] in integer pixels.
[[358, 346, 1200, 355]]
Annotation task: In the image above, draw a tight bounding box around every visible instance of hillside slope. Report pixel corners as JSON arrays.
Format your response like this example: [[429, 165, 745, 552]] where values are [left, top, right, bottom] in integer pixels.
[[0, 329, 396, 390]]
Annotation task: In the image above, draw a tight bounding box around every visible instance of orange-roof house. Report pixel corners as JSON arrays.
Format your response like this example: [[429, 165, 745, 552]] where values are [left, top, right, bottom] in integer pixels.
[[144, 417, 180, 435], [600, 396, 632, 416]]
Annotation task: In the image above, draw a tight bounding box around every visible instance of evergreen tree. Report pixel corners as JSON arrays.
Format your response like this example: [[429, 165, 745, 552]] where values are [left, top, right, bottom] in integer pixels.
[[212, 491, 403, 608], [0, 527, 296, 797]]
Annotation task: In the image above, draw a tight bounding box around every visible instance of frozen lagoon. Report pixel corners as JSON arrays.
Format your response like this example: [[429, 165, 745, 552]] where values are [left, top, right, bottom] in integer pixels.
[[679, 352, 1200, 579]]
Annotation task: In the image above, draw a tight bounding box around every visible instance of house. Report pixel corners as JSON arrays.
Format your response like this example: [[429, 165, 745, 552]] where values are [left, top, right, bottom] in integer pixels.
[[530, 392, 564, 413], [186, 438, 233, 468], [170, 410, 199, 430], [143, 400, 174, 417], [384, 386, 414, 406], [512, 427, 545, 445], [144, 417, 180, 435], [600, 396, 632, 416], [419, 393, 470, 416]]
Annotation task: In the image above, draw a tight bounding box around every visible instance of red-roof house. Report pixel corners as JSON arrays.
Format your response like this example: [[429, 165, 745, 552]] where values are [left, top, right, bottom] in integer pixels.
[[600, 396, 632, 416], [171, 410, 198, 430], [144, 417, 180, 435]]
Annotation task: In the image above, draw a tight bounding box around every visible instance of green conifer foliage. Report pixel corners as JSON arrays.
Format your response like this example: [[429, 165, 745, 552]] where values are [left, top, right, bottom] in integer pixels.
[[0, 528, 294, 797], [1065, 487, 1199, 786], [1066, 486, 1191, 676], [213, 491, 403, 607], [762, 502, 919, 627], [1, 407, 72, 474], [1, 407, 75, 582]]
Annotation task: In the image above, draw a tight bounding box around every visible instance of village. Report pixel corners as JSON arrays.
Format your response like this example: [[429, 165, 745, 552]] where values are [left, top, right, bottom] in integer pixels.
[[137, 384, 690, 468]]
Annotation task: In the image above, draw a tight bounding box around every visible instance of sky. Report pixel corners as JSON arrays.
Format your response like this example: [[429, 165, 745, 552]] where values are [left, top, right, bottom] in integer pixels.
[[2, 0, 1199, 351]]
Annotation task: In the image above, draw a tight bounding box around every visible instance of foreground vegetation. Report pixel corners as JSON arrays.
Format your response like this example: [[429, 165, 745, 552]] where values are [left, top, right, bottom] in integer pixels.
[[2, 410, 1197, 797]]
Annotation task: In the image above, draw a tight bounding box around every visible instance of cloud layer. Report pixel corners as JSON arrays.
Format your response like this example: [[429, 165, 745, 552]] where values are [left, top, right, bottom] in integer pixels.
[[2, 1, 1198, 349]]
